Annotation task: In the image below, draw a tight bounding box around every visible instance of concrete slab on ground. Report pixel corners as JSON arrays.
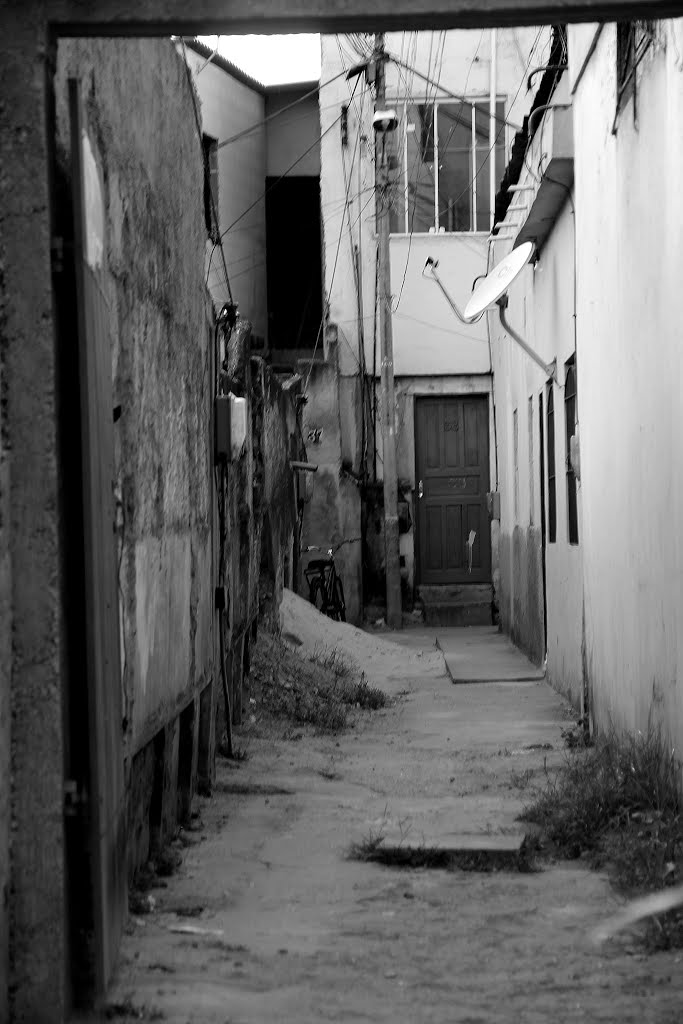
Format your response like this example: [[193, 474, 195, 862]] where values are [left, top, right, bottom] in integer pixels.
[[378, 624, 544, 683], [436, 626, 545, 683]]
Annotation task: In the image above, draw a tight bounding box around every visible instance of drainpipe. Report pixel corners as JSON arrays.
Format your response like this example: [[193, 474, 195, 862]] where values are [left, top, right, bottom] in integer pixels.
[[489, 28, 497, 232]]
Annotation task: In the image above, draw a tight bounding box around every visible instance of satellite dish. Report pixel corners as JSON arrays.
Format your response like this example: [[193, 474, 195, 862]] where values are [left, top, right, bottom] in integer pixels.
[[463, 241, 535, 322]]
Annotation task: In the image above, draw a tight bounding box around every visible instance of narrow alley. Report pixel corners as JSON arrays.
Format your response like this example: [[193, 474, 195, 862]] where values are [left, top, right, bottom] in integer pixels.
[[5, 6, 683, 1022], [105, 600, 683, 1023]]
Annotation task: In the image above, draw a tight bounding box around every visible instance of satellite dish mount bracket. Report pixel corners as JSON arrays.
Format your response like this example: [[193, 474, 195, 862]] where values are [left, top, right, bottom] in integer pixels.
[[496, 295, 558, 384]]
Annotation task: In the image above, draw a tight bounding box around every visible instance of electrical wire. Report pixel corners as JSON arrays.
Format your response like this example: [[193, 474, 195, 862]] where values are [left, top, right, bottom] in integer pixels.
[[180, 37, 234, 305], [195, 37, 222, 75], [220, 111, 344, 239], [303, 76, 363, 393], [391, 35, 449, 311], [393, 310, 487, 342], [388, 54, 522, 132], [436, 28, 544, 227], [215, 66, 351, 151]]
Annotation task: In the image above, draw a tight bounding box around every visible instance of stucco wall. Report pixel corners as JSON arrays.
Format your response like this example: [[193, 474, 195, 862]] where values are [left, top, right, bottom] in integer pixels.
[[489, 201, 583, 681], [184, 47, 268, 339], [570, 20, 683, 744]]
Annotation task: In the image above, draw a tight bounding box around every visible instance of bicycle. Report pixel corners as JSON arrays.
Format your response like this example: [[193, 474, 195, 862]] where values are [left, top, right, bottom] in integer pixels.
[[303, 542, 348, 622]]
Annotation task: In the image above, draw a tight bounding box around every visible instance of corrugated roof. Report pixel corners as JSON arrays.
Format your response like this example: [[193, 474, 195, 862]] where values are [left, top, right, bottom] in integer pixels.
[[183, 38, 267, 94]]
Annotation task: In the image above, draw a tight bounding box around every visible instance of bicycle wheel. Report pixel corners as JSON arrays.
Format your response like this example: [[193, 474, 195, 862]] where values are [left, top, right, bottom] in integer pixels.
[[332, 577, 346, 622]]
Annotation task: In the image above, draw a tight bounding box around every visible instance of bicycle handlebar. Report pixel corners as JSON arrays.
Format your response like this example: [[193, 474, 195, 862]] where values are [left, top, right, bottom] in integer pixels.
[[305, 537, 361, 555]]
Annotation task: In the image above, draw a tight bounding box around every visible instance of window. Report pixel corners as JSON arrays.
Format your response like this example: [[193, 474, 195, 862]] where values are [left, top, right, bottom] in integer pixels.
[[528, 396, 534, 526], [202, 134, 219, 242], [564, 357, 579, 545], [513, 408, 519, 523], [388, 99, 507, 234], [616, 21, 655, 114], [546, 385, 556, 543]]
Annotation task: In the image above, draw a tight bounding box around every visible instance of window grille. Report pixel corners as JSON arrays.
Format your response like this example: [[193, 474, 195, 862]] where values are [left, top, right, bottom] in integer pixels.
[[387, 99, 507, 234]]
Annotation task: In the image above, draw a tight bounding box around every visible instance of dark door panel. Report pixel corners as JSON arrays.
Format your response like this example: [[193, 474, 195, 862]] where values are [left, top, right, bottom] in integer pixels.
[[416, 396, 491, 585]]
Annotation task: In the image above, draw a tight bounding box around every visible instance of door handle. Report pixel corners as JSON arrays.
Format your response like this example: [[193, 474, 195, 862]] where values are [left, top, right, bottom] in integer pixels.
[[418, 479, 423, 499]]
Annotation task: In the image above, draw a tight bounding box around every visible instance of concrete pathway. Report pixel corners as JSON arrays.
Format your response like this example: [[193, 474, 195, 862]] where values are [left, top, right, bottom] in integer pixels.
[[107, 628, 683, 1023], [383, 623, 545, 683]]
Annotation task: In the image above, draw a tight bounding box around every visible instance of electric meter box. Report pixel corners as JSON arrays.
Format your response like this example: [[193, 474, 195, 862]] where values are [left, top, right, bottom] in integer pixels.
[[214, 393, 247, 463], [229, 395, 247, 459]]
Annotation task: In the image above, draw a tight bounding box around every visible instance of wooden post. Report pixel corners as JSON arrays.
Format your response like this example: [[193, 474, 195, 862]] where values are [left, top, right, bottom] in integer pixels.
[[375, 33, 402, 629]]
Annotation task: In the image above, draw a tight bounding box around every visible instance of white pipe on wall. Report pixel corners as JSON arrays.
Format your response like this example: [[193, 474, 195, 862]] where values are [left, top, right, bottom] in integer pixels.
[[489, 27, 497, 232]]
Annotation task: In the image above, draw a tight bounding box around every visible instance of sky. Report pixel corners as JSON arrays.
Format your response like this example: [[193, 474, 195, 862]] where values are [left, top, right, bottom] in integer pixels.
[[199, 35, 321, 86]]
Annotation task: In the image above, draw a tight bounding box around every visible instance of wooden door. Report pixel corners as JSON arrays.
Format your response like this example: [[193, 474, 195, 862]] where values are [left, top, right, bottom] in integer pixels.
[[415, 396, 491, 585], [70, 81, 126, 995]]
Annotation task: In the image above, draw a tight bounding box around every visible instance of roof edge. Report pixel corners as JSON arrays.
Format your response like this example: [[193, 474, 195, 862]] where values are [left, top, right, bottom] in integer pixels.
[[183, 37, 266, 94]]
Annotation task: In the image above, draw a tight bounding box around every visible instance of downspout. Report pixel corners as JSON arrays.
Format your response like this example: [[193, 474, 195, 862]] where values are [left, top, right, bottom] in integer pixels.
[[489, 28, 497, 232]]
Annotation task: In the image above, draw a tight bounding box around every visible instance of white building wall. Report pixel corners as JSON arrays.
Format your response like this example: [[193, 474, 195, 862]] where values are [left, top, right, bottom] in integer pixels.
[[570, 20, 683, 744], [489, 201, 583, 686], [184, 48, 268, 340]]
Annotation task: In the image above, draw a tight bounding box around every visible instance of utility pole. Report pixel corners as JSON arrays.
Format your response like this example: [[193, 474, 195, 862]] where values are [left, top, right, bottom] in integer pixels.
[[374, 33, 402, 630]]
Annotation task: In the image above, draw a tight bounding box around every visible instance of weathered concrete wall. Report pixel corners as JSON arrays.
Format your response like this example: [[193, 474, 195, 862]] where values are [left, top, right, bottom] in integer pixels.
[[259, 364, 304, 608], [300, 331, 363, 622], [570, 20, 683, 743], [0, 129, 11, 1018], [0, 13, 67, 1020], [490, 193, 582, 683], [184, 44, 268, 339], [55, 38, 213, 765]]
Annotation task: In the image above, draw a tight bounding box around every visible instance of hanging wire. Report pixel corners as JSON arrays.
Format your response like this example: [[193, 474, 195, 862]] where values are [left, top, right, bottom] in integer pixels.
[[180, 36, 234, 304]]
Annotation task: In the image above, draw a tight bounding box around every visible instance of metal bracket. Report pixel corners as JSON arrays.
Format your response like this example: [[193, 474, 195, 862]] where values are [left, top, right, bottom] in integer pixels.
[[497, 296, 559, 384], [423, 258, 483, 325]]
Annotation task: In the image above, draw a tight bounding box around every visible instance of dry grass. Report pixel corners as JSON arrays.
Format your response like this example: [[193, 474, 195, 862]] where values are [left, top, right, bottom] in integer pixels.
[[522, 723, 683, 947], [249, 630, 387, 733]]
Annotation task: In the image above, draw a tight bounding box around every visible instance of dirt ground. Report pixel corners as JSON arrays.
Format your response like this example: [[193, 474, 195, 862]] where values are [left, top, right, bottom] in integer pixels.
[[105, 621, 683, 1024]]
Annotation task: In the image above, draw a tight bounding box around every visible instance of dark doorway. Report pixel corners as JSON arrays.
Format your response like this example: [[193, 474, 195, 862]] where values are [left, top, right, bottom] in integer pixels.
[[415, 395, 491, 585], [265, 176, 322, 353]]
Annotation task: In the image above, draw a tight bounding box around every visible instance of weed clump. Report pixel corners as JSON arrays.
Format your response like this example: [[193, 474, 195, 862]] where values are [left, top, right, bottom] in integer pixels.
[[522, 725, 683, 947], [249, 631, 387, 733]]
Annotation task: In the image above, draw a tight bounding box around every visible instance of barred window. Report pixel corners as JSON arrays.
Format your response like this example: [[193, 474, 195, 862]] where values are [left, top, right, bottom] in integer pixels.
[[387, 99, 506, 234]]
